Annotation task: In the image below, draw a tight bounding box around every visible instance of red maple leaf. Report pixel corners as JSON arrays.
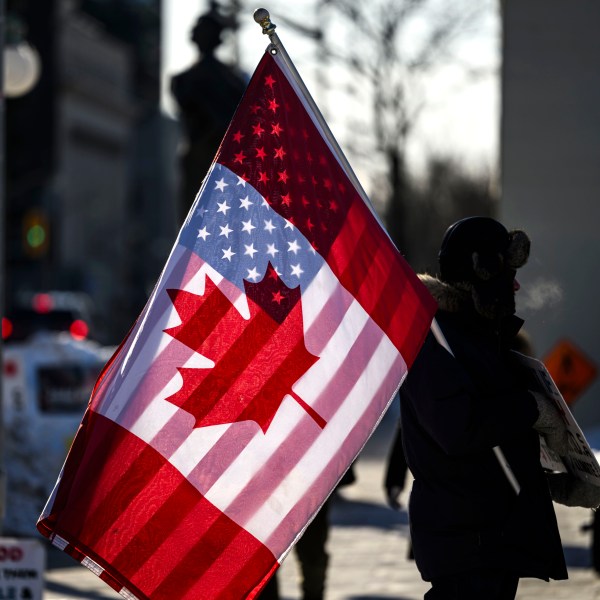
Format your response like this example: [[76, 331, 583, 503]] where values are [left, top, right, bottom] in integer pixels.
[[164, 266, 324, 433]]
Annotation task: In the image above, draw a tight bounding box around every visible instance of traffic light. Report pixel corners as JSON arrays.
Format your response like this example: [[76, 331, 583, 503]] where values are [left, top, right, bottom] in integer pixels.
[[22, 208, 49, 257]]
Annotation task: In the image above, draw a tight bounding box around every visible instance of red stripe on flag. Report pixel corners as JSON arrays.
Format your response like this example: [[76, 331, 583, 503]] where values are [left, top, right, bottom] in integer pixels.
[[330, 199, 435, 365], [37, 412, 277, 599]]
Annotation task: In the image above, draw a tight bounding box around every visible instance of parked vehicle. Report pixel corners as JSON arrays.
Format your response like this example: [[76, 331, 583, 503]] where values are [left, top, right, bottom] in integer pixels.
[[2, 333, 114, 535]]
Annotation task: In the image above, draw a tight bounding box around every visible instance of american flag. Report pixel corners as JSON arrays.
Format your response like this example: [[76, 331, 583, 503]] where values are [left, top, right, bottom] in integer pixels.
[[38, 46, 436, 599]]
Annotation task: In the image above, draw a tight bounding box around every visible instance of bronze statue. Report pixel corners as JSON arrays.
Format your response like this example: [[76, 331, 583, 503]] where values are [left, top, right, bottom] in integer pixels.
[[171, 5, 247, 222]]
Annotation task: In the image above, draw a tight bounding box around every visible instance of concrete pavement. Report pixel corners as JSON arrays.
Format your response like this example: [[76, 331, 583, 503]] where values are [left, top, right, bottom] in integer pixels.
[[42, 415, 600, 599]]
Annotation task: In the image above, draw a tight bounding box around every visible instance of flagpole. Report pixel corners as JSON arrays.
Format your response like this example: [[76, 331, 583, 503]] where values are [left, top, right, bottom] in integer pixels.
[[253, 9, 374, 215]]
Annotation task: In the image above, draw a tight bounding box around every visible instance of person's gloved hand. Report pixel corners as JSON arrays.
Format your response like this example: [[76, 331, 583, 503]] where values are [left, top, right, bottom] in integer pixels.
[[385, 486, 403, 511], [547, 473, 600, 509], [532, 392, 569, 456]]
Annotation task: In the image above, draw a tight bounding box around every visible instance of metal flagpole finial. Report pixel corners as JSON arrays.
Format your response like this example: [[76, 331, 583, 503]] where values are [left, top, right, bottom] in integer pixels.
[[253, 8, 276, 36]]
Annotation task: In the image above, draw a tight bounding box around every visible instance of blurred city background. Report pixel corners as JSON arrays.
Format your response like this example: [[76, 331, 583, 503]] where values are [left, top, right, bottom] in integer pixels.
[[1, 0, 600, 595]]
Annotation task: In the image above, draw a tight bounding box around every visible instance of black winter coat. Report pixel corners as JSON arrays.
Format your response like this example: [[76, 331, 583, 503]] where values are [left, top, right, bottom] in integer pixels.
[[400, 280, 567, 583]]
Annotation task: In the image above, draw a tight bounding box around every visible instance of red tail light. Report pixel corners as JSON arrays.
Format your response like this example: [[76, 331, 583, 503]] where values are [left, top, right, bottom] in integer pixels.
[[32, 293, 53, 313], [69, 319, 89, 341]]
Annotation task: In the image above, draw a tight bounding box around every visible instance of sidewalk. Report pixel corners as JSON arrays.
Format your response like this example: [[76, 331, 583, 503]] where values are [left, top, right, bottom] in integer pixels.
[[278, 457, 600, 600], [43, 414, 600, 599]]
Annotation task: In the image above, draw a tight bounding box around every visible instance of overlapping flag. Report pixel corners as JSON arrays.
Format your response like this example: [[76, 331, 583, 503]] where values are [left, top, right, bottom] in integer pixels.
[[37, 32, 436, 599]]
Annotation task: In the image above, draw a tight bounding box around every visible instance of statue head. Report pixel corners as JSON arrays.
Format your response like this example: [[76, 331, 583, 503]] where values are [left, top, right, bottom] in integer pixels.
[[191, 7, 227, 56]]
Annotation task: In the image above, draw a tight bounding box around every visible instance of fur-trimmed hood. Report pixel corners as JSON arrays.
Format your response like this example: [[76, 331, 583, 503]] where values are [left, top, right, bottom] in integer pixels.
[[418, 273, 468, 314], [419, 271, 519, 321]]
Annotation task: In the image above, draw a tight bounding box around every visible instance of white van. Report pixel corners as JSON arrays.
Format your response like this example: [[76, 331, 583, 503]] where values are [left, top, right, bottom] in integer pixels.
[[2, 333, 114, 535]]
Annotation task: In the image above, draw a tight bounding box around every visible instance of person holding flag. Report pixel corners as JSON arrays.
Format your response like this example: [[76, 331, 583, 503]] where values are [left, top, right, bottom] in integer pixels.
[[398, 216, 568, 599]]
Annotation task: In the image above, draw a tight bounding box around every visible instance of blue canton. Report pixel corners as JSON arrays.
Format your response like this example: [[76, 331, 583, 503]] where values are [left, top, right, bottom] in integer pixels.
[[179, 165, 324, 293]]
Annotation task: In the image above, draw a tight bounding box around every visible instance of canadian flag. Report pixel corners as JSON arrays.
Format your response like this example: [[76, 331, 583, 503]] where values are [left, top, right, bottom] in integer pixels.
[[37, 43, 436, 599]]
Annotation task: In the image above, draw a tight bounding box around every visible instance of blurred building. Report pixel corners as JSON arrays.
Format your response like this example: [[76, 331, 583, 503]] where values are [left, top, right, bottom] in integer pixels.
[[6, 0, 179, 344], [500, 1, 600, 429]]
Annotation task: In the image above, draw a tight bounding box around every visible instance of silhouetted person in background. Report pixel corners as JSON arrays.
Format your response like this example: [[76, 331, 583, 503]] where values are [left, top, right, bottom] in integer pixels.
[[384, 412, 413, 559], [171, 3, 247, 222]]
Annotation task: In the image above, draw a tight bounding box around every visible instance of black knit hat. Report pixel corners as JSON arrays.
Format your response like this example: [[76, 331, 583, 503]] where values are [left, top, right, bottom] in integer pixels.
[[439, 216, 530, 285]]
